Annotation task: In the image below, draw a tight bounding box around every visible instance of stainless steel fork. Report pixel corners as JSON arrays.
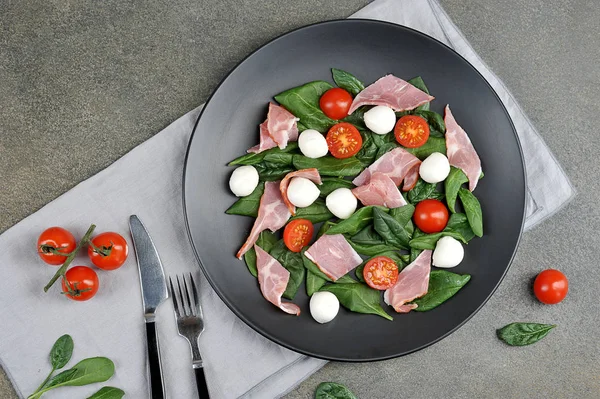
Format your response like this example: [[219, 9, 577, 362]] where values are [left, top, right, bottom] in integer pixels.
[[169, 274, 210, 398]]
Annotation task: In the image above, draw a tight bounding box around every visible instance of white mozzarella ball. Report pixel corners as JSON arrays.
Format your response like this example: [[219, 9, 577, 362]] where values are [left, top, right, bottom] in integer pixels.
[[419, 152, 451, 183], [432, 236, 465, 268], [363, 105, 396, 135], [310, 291, 340, 324], [325, 188, 357, 219], [298, 129, 329, 158], [287, 177, 320, 208], [229, 165, 259, 197]]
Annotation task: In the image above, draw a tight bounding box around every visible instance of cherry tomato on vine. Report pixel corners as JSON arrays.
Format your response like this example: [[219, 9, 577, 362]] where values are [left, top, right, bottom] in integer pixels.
[[61, 266, 99, 301], [37, 227, 77, 266], [88, 232, 129, 270]]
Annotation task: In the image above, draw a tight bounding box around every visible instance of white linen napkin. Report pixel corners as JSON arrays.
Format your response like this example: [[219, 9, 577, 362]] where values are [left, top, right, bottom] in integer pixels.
[[0, 1, 575, 398]]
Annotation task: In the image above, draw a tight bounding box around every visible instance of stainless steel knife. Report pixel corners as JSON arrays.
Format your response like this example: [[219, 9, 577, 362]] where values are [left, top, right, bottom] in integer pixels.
[[129, 215, 168, 399]]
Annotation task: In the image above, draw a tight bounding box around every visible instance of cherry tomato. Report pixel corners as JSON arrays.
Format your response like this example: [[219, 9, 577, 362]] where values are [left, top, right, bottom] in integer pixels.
[[37, 227, 77, 266], [61, 266, 99, 301], [88, 232, 129, 270], [394, 115, 430, 148], [326, 122, 363, 159], [363, 256, 399, 290], [533, 269, 568, 304], [319, 88, 353, 120], [283, 219, 314, 253], [414, 199, 449, 233]]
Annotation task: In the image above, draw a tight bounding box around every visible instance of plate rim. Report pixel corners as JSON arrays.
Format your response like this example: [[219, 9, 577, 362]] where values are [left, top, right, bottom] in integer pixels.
[[182, 18, 527, 362]]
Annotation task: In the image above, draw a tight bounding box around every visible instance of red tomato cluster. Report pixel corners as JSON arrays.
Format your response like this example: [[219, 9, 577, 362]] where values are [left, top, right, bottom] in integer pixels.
[[37, 226, 128, 301]]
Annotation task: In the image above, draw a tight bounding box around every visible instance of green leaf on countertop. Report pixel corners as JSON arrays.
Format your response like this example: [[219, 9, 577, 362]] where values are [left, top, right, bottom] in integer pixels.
[[50, 334, 73, 370], [458, 188, 483, 237], [315, 382, 358, 399], [327, 206, 389, 236], [320, 283, 393, 321], [319, 177, 355, 197], [86, 387, 125, 399], [404, 137, 446, 159], [292, 155, 364, 177], [228, 143, 299, 166], [274, 81, 336, 132], [292, 199, 334, 223], [244, 231, 278, 277], [407, 179, 445, 204], [412, 270, 471, 311], [225, 182, 264, 217], [372, 207, 411, 250], [497, 322, 556, 346], [331, 68, 365, 96]]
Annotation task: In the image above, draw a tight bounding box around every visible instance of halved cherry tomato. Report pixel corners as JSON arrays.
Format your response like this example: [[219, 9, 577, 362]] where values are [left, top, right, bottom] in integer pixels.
[[37, 227, 77, 265], [326, 122, 362, 159], [533, 269, 568, 304], [283, 219, 314, 252], [394, 115, 430, 148], [88, 232, 129, 270], [414, 199, 449, 233], [61, 266, 99, 301], [319, 88, 353, 120], [363, 256, 399, 290]]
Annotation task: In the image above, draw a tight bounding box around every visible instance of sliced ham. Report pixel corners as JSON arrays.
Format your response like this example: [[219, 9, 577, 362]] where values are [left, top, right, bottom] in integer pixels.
[[255, 245, 300, 316], [351, 172, 407, 208], [247, 121, 277, 154], [267, 102, 299, 149], [236, 181, 291, 259], [352, 147, 421, 192], [384, 250, 431, 313], [444, 105, 482, 192], [305, 234, 362, 281], [348, 74, 435, 115], [279, 168, 322, 215]]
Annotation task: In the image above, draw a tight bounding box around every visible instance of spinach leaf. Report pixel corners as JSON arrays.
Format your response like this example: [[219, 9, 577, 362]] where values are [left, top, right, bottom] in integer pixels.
[[331, 68, 365, 96], [244, 231, 278, 277], [497, 323, 556, 346], [225, 182, 264, 217], [408, 231, 466, 250], [400, 254, 411, 264], [410, 228, 424, 262], [272, 248, 305, 300], [306, 271, 327, 296], [355, 130, 378, 166], [292, 155, 364, 177], [317, 221, 337, 238], [412, 270, 471, 311], [404, 137, 446, 159], [371, 132, 396, 148], [414, 110, 446, 134], [297, 121, 308, 132], [350, 225, 385, 246], [315, 382, 358, 399], [336, 274, 358, 284], [458, 188, 483, 237], [342, 106, 367, 130], [347, 239, 394, 256], [262, 152, 294, 166], [50, 334, 73, 370], [408, 179, 445, 204], [42, 357, 115, 393], [254, 163, 293, 181], [407, 76, 431, 111], [327, 206, 389, 236], [87, 387, 125, 399], [372, 207, 411, 250], [445, 167, 469, 213], [356, 251, 406, 283], [319, 177, 354, 197], [302, 251, 332, 282], [274, 81, 335, 131], [390, 204, 415, 232], [375, 142, 399, 160], [446, 212, 475, 243], [320, 283, 393, 321], [292, 199, 334, 223], [229, 143, 299, 166]]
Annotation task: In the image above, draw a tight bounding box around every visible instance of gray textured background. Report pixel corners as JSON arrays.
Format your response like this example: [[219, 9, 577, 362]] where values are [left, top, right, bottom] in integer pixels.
[[1, 0, 599, 398]]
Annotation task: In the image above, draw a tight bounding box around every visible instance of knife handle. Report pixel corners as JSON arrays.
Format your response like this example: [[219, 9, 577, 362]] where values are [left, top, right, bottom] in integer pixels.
[[145, 321, 165, 399], [194, 366, 210, 398]]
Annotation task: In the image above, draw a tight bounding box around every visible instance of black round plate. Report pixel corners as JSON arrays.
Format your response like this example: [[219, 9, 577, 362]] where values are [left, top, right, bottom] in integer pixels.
[[183, 20, 525, 361]]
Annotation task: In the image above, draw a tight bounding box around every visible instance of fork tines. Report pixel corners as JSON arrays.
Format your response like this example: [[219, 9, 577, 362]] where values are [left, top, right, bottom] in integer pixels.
[[169, 273, 202, 319]]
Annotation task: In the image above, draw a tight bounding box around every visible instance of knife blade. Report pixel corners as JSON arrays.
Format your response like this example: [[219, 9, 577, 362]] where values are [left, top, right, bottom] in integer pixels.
[[129, 215, 168, 399]]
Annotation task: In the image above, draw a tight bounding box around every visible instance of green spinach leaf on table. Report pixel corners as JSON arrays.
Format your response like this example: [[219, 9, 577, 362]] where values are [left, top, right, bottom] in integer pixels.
[[458, 188, 483, 237], [372, 207, 411, 250], [87, 387, 125, 399], [412, 270, 471, 311], [291, 199, 333, 223], [319, 177, 354, 197], [228, 142, 299, 166], [292, 155, 363, 177], [315, 382, 358, 399], [327, 205, 389, 236], [50, 334, 73, 370], [331, 68, 365, 96], [225, 182, 265, 217], [274, 81, 335, 132], [320, 283, 393, 321], [244, 231, 278, 277], [497, 322, 556, 346]]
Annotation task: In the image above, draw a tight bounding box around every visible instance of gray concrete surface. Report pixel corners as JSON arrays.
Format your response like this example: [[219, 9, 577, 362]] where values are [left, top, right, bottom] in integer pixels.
[[1, 0, 599, 398]]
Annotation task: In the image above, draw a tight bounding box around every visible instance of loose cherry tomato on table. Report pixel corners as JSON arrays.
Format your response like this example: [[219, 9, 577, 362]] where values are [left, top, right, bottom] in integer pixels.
[[394, 115, 430, 148], [363, 256, 399, 290], [414, 199, 449, 233], [88, 232, 129, 270], [37, 227, 77, 265], [61, 266, 99, 301], [319, 88, 353, 120], [326, 122, 363, 159], [283, 219, 314, 253], [533, 269, 568, 304]]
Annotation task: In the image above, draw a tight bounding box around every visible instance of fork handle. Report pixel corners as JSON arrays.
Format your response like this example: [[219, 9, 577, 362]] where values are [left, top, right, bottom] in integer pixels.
[[194, 366, 210, 398], [145, 321, 166, 399]]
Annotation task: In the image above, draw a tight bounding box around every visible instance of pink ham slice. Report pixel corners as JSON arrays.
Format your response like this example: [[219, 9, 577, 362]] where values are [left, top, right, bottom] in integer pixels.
[[279, 168, 322, 215], [267, 102, 299, 149], [352, 147, 421, 192], [444, 105, 482, 192], [384, 250, 432, 313], [236, 181, 291, 259], [305, 234, 363, 281], [351, 172, 407, 208], [347, 74, 435, 115], [255, 245, 300, 316], [247, 121, 277, 154]]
